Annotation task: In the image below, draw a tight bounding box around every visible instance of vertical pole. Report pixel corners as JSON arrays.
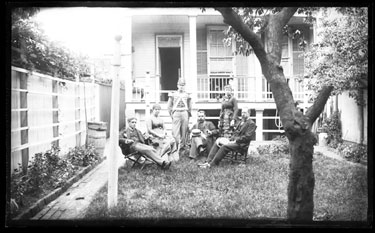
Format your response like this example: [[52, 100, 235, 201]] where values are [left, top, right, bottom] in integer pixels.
[[75, 75, 83, 147], [189, 15, 198, 103], [90, 64, 98, 122], [145, 71, 151, 119], [108, 35, 122, 209], [155, 75, 160, 102], [20, 73, 28, 175], [255, 109, 264, 142], [52, 80, 59, 148]]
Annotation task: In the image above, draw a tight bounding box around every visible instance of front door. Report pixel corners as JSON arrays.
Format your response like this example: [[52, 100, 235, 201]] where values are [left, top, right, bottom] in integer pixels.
[[159, 47, 180, 101], [156, 35, 183, 102]]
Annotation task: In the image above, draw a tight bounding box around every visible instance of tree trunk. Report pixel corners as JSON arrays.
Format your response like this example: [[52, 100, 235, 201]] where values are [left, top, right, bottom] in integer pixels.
[[287, 131, 316, 220], [215, 7, 333, 221]]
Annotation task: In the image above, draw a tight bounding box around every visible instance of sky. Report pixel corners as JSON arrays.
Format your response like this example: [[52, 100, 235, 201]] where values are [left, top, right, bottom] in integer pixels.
[[33, 7, 127, 58]]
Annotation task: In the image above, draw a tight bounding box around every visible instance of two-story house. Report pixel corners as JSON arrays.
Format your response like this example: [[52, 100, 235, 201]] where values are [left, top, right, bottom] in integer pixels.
[[112, 7, 314, 141]]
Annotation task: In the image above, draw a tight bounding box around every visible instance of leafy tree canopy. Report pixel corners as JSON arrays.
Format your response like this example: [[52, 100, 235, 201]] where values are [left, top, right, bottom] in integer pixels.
[[11, 7, 91, 81], [211, 7, 367, 105], [304, 7, 368, 105]]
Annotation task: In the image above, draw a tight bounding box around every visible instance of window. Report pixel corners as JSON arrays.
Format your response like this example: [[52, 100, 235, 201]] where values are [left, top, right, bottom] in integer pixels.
[[207, 27, 233, 75]]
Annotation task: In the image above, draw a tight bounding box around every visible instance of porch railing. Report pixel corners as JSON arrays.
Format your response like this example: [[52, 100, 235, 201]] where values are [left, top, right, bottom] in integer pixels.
[[262, 76, 305, 102], [130, 75, 306, 102]]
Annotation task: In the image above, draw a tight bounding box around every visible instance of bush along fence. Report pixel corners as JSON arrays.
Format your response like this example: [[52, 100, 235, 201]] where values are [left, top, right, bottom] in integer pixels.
[[11, 66, 99, 175], [9, 144, 105, 220], [321, 111, 367, 164]]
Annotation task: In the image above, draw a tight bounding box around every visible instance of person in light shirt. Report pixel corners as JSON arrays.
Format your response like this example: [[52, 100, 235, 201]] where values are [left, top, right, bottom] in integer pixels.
[[167, 76, 192, 156]]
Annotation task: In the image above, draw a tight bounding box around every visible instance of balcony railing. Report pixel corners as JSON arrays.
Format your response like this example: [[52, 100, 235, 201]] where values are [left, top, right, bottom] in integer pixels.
[[130, 75, 306, 103], [262, 76, 305, 102]]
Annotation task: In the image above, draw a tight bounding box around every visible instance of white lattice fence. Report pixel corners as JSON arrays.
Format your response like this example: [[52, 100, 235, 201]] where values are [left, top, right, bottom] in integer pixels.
[[10, 67, 98, 174]]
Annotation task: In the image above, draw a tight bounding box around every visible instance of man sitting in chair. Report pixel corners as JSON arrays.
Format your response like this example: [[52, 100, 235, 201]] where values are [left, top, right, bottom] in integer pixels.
[[198, 107, 256, 168], [119, 117, 172, 170], [188, 110, 219, 160]]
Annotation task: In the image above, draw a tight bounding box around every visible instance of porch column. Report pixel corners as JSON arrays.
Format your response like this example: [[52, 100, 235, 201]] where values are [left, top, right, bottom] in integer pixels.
[[253, 55, 263, 101], [255, 108, 264, 141], [145, 71, 151, 118], [119, 15, 132, 120], [189, 14, 198, 102]]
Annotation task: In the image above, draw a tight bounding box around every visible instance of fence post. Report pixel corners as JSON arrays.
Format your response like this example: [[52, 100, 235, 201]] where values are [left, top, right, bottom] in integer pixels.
[[75, 75, 82, 147], [20, 72, 29, 175], [108, 35, 122, 209], [52, 80, 59, 148]]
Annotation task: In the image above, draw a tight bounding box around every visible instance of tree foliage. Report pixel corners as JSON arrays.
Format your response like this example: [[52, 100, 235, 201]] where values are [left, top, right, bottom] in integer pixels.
[[11, 8, 91, 80], [221, 7, 317, 56], [304, 7, 368, 105]]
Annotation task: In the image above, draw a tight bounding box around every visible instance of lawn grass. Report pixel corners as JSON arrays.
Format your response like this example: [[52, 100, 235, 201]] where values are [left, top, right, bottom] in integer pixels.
[[83, 151, 368, 224]]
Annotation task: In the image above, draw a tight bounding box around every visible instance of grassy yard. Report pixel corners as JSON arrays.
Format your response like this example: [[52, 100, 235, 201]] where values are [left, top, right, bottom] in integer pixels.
[[83, 151, 368, 225]]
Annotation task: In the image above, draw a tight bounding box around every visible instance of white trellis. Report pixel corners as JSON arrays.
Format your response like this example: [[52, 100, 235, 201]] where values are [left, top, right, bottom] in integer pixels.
[[10, 67, 97, 174]]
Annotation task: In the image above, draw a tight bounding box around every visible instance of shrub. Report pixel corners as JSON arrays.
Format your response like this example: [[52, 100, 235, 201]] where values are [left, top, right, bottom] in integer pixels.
[[337, 142, 367, 163], [10, 169, 30, 208], [257, 135, 290, 155], [322, 111, 343, 149], [66, 144, 100, 167], [10, 144, 99, 216]]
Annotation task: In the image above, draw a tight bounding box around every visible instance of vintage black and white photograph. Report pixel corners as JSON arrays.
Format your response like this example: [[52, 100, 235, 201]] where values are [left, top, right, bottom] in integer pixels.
[[6, 1, 371, 228]]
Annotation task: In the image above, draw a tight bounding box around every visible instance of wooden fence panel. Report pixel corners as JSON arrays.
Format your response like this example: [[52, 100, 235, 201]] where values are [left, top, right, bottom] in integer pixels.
[[59, 80, 78, 155], [27, 73, 54, 162], [11, 70, 22, 173], [10, 67, 99, 174]]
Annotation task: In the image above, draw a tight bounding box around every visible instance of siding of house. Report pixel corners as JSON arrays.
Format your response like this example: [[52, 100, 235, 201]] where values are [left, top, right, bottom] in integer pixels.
[[127, 15, 317, 141], [338, 91, 368, 145], [132, 17, 190, 85]]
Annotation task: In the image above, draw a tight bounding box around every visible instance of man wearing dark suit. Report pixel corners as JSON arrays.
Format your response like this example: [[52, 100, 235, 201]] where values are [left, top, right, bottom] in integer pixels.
[[119, 117, 171, 169], [189, 110, 219, 159], [198, 108, 256, 168]]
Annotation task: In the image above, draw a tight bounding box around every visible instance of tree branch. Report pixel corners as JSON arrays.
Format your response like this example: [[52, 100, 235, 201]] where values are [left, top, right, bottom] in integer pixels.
[[215, 7, 268, 65], [264, 7, 298, 65], [274, 7, 299, 28], [305, 85, 334, 123]]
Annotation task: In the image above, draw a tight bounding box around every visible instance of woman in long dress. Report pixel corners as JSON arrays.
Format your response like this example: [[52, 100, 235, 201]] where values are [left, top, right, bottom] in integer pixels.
[[146, 104, 179, 162], [219, 85, 239, 138]]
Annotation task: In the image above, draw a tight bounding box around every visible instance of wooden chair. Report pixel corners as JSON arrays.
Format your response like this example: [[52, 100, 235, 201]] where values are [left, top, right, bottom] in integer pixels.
[[225, 143, 250, 164]]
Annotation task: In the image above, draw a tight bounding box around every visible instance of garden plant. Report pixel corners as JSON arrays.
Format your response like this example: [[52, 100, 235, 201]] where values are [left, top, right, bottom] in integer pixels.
[[9, 144, 101, 219]]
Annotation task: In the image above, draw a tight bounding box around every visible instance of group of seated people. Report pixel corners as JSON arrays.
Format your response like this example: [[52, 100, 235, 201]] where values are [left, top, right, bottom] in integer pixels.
[[119, 104, 257, 170]]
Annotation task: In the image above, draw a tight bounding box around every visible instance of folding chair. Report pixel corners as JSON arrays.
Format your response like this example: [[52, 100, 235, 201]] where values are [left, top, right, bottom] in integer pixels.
[[119, 139, 158, 170]]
